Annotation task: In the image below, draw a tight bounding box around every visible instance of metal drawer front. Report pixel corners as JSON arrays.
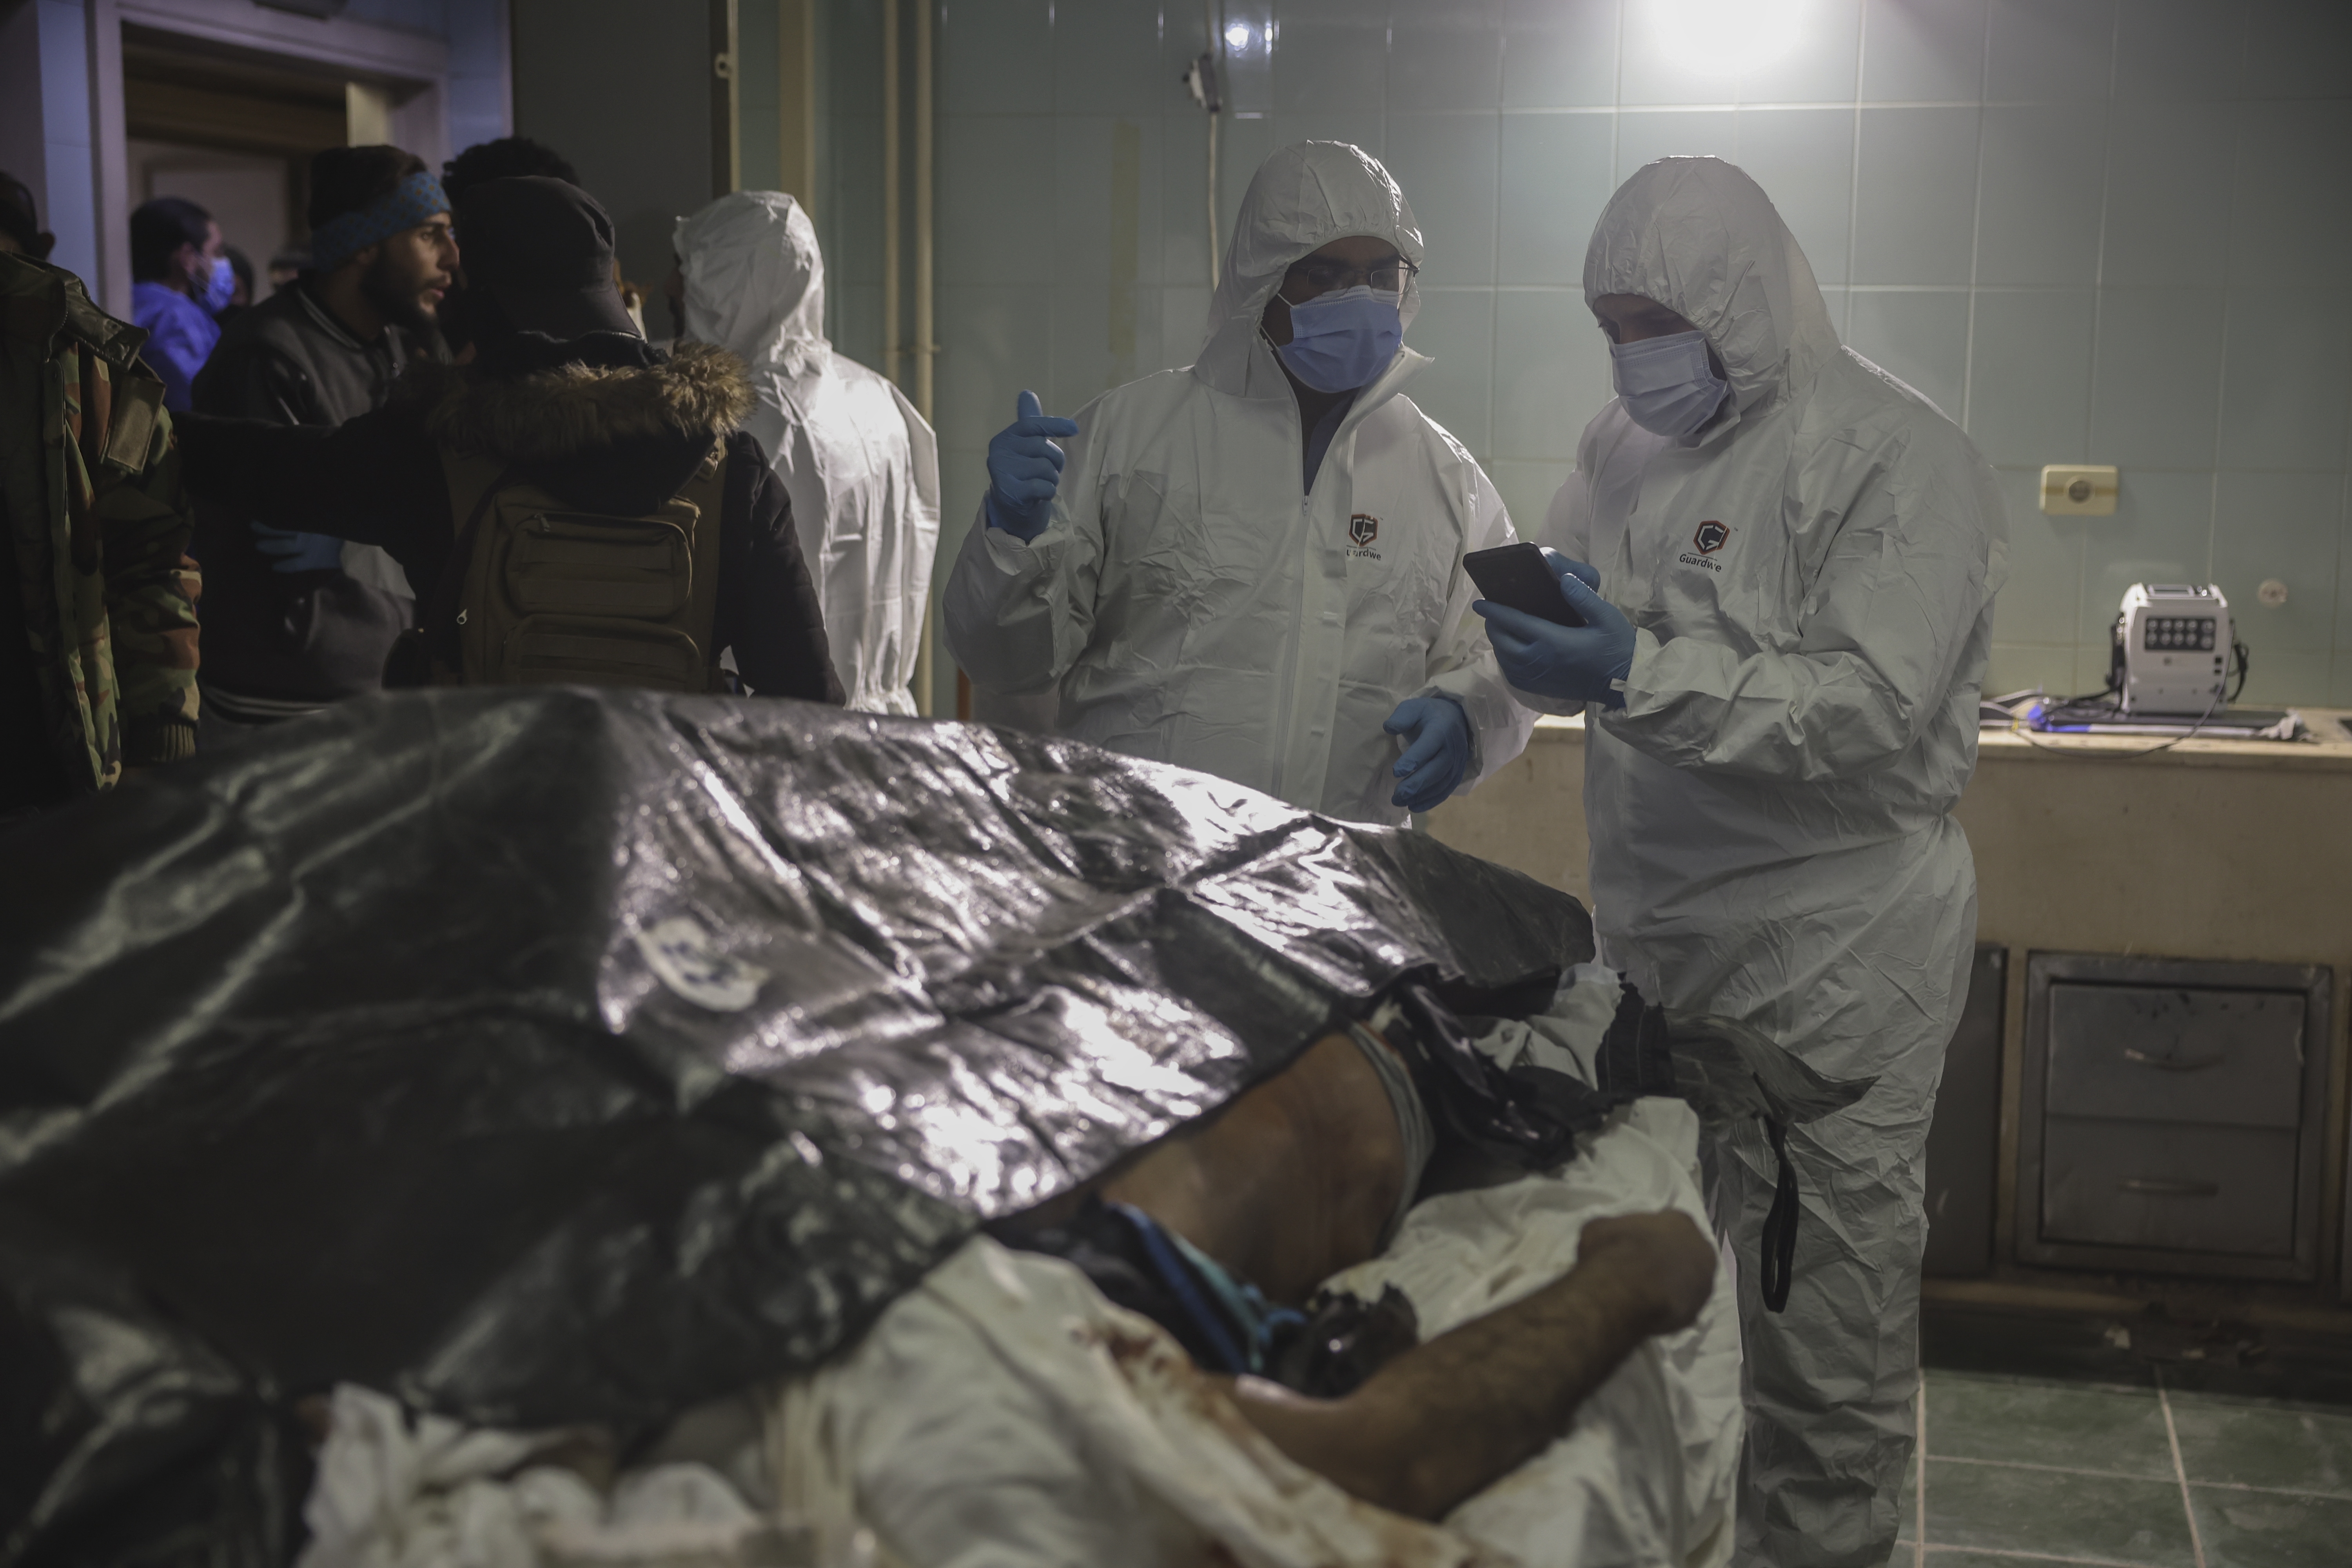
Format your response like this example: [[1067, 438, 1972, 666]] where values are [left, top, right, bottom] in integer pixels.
[[2042, 1117, 2298, 1256], [2044, 983, 2304, 1128]]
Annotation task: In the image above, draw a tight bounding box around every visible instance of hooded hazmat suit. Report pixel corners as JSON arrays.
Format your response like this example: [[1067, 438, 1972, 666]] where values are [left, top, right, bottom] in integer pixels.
[[1536, 158, 2008, 1568], [943, 141, 1532, 826], [675, 192, 940, 714]]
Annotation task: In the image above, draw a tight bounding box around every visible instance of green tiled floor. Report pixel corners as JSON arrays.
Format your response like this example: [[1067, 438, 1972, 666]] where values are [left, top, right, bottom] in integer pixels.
[[1893, 1369, 2352, 1567]]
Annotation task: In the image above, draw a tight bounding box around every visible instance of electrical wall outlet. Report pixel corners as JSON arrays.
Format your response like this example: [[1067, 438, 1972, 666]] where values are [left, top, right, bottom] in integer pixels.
[[2041, 464, 2118, 515]]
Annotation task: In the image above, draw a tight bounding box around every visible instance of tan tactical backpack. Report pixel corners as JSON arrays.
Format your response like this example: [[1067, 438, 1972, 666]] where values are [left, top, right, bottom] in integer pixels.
[[392, 443, 730, 691]]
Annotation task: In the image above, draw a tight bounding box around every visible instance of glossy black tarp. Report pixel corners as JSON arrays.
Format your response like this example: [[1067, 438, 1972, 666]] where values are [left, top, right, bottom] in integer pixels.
[[0, 688, 1591, 1561]]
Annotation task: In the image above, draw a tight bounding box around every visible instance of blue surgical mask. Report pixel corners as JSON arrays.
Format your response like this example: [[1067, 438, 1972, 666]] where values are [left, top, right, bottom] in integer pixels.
[[1276, 284, 1403, 394], [197, 254, 236, 314], [1610, 329, 1730, 437]]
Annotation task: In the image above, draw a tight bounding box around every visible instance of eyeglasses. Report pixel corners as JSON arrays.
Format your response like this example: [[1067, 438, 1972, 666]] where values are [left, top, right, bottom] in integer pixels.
[[1282, 256, 1418, 299]]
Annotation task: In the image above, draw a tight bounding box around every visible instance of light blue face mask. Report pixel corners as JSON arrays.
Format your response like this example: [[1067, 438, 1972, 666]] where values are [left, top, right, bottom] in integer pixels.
[[1610, 328, 1730, 437], [197, 253, 236, 314], [1276, 284, 1403, 394]]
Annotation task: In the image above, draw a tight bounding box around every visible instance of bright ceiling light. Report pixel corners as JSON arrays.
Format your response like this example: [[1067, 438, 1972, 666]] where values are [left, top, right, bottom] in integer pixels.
[[1649, 0, 1808, 78], [1224, 22, 1253, 51]]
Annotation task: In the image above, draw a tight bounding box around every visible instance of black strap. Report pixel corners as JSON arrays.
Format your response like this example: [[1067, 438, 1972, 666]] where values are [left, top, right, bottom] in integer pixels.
[[1760, 1115, 1798, 1314]]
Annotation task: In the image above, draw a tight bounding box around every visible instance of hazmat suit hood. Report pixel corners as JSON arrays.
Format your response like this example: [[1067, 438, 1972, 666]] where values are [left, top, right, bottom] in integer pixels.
[[1582, 156, 1841, 426], [1196, 141, 1424, 396], [675, 190, 828, 383]]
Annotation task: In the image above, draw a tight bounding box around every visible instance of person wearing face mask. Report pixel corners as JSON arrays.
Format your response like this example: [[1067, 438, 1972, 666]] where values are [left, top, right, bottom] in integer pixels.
[[187, 146, 456, 743], [944, 141, 1531, 824], [129, 196, 230, 412], [1476, 157, 2007, 1568]]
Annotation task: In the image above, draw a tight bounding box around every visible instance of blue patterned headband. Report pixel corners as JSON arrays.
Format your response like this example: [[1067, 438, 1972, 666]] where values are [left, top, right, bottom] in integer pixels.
[[308, 170, 451, 273]]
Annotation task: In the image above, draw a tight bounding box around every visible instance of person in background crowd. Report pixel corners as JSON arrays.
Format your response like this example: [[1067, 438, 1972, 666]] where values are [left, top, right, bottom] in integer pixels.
[[0, 172, 56, 260], [439, 136, 586, 354], [672, 192, 939, 714], [177, 177, 840, 707], [187, 145, 454, 744], [2, 233, 202, 817], [218, 244, 255, 323], [440, 135, 579, 204], [129, 195, 227, 412]]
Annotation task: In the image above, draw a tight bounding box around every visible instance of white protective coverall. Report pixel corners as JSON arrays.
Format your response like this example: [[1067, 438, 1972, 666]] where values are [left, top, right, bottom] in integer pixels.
[[675, 192, 940, 714], [1536, 158, 2008, 1568], [942, 141, 1532, 826]]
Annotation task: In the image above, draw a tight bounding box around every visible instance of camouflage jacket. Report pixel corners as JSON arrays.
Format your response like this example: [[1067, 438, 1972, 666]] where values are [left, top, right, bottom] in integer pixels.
[[1, 252, 201, 792]]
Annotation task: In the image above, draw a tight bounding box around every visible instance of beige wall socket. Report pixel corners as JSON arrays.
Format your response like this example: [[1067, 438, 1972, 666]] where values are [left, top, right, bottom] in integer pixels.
[[2041, 464, 2119, 515]]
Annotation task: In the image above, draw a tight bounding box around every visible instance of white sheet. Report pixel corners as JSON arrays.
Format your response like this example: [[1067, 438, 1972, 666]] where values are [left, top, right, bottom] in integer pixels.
[[796, 1096, 1739, 1568]]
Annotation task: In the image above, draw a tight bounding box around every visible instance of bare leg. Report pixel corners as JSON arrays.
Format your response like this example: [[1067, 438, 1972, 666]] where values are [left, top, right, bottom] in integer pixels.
[[1092, 1030, 1407, 1304], [1223, 1210, 1717, 1520]]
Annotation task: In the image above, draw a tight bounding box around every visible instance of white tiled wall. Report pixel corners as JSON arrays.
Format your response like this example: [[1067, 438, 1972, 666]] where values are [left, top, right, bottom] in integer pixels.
[[882, 0, 2352, 707]]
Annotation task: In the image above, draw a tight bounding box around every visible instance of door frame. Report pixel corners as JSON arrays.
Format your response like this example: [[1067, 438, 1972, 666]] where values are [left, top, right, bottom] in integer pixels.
[[87, 0, 451, 314]]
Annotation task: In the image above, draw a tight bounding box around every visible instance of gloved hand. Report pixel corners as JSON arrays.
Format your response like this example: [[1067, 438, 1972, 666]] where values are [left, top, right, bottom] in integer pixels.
[[250, 523, 346, 575], [1384, 693, 1472, 812], [1472, 550, 1638, 708], [984, 389, 1080, 542]]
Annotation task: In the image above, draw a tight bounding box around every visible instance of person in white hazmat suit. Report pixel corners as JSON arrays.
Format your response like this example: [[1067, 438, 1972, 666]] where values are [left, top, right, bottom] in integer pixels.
[[1473, 157, 2008, 1568], [942, 141, 1532, 826], [671, 191, 940, 714]]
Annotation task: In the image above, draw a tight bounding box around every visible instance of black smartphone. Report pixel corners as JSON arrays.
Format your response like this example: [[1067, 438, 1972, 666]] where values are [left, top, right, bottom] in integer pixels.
[[1464, 542, 1586, 628]]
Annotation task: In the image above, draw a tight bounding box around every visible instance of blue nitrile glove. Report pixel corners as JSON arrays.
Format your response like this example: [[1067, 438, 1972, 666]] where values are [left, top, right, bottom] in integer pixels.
[[250, 523, 346, 575], [984, 388, 1081, 542], [1472, 551, 1638, 708], [1384, 693, 1472, 812]]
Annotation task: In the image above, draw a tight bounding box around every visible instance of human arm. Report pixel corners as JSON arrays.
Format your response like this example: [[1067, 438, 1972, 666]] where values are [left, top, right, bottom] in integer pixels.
[[172, 408, 444, 562], [1604, 446, 2002, 781], [96, 394, 200, 765], [189, 332, 351, 573], [134, 302, 212, 415], [1415, 461, 1535, 791], [1225, 1209, 1717, 1520], [722, 433, 845, 704], [940, 392, 1105, 696]]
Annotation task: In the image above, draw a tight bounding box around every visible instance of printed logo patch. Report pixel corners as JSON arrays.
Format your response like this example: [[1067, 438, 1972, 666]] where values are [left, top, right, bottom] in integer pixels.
[[635, 915, 768, 1012], [1693, 520, 1730, 554], [1348, 513, 1380, 547]]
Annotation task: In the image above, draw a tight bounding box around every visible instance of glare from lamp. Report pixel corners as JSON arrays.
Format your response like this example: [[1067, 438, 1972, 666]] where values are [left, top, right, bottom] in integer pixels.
[[1225, 22, 1253, 51], [1650, 0, 1809, 78]]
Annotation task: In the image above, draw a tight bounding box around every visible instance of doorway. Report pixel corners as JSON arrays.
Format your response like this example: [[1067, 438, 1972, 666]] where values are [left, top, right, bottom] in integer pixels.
[[123, 26, 354, 305], [87, 0, 453, 314]]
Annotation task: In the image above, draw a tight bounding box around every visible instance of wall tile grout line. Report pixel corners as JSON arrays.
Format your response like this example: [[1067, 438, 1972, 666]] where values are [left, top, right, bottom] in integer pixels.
[[1956, 0, 1994, 439], [1916, 1449, 2352, 1501], [2157, 1373, 2209, 1568], [1923, 1452, 2198, 1485]]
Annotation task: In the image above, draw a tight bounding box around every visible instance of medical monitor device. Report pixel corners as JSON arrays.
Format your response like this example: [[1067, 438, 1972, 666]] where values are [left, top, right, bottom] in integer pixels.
[[2116, 583, 2231, 717]]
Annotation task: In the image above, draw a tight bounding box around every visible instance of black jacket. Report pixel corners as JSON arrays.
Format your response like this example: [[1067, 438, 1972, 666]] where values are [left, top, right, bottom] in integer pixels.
[[189, 282, 421, 713], [178, 332, 843, 705]]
